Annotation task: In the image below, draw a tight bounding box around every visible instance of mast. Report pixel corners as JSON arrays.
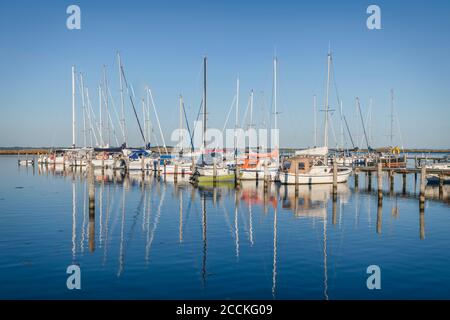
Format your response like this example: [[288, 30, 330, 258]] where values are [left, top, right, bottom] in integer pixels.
[[340, 100, 344, 151], [235, 76, 239, 158], [80, 73, 87, 148], [72, 65, 76, 148], [390, 89, 394, 146], [324, 48, 331, 149], [117, 52, 126, 146], [179, 94, 183, 153], [313, 94, 317, 147], [99, 85, 103, 147], [273, 57, 277, 133], [202, 56, 207, 162], [103, 65, 110, 147], [368, 97, 373, 148], [249, 89, 254, 129], [142, 99, 147, 147], [146, 86, 151, 148]]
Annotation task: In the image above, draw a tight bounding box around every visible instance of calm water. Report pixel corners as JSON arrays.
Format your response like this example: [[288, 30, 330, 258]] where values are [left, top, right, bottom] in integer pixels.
[[0, 155, 449, 300]]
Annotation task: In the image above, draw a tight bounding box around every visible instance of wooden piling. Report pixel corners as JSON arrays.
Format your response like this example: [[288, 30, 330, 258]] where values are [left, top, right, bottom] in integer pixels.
[[354, 172, 359, 190], [390, 171, 394, 193], [420, 207, 425, 240], [332, 195, 337, 225], [157, 159, 161, 177], [332, 160, 338, 196], [419, 166, 426, 207], [264, 162, 269, 191], [88, 163, 96, 253], [174, 164, 178, 183], [163, 160, 167, 176], [141, 155, 144, 172], [377, 162, 383, 201], [439, 173, 444, 198], [213, 160, 217, 184], [235, 165, 240, 187], [402, 173, 407, 194], [376, 200, 382, 234], [368, 171, 372, 191], [294, 164, 299, 195]]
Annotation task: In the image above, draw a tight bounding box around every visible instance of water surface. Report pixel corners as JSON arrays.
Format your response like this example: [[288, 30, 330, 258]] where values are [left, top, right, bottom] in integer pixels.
[[0, 155, 449, 299]]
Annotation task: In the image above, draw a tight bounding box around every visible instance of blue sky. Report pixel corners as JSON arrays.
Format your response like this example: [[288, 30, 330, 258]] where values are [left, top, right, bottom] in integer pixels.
[[0, 0, 449, 148]]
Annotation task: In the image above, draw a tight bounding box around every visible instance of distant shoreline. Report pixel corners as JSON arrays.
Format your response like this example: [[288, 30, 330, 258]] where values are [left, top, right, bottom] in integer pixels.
[[0, 147, 449, 155]]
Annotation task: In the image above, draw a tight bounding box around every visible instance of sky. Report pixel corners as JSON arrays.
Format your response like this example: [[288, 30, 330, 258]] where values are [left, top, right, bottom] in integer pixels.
[[0, 0, 449, 149]]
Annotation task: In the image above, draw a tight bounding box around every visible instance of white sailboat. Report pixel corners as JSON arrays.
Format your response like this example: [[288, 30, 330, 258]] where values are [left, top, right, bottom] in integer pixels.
[[279, 48, 351, 185], [190, 57, 235, 184], [240, 57, 280, 181]]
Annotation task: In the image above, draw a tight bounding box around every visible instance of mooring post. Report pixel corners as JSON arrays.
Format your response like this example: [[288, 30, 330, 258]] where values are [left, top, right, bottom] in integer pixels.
[[377, 162, 383, 201], [157, 159, 161, 177], [294, 164, 299, 196], [402, 173, 407, 194], [264, 162, 269, 192], [354, 171, 359, 190], [174, 164, 178, 183], [333, 160, 338, 197], [212, 160, 216, 183], [141, 155, 144, 172], [377, 199, 382, 234], [390, 171, 394, 193], [332, 195, 337, 225], [88, 163, 96, 253], [419, 165, 426, 209], [368, 171, 372, 191], [419, 205, 425, 240], [439, 173, 444, 198]]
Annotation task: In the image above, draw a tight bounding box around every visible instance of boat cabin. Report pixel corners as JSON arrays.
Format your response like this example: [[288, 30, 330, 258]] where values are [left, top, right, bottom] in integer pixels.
[[282, 156, 314, 174]]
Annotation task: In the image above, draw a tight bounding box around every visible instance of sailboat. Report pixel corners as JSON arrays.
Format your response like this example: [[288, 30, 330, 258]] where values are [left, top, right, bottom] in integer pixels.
[[278, 48, 351, 185], [240, 58, 280, 181], [190, 57, 236, 184]]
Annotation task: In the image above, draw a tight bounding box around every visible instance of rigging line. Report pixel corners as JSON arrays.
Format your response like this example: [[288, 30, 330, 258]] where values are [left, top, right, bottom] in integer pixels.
[[240, 93, 251, 129], [85, 88, 100, 146], [148, 87, 168, 154], [359, 104, 372, 149], [221, 95, 237, 134], [120, 65, 146, 144], [101, 88, 120, 147], [190, 99, 204, 148], [328, 113, 339, 148], [107, 86, 125, 139], [331, 58, 342, 108], [394, 108, 405, 151], [343, 115, 355, 149], [182, 100, 195, 152]]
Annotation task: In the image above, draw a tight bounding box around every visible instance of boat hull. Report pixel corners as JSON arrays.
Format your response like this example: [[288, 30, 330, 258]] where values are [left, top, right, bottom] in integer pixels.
[[278, 168, 352, 185]]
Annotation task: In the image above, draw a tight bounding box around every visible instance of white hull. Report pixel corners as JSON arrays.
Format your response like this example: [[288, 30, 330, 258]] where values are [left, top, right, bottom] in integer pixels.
[[197, 166, 230, 176], [18, 160, 34, 166], [240, 168, 278, 181], [278, 168, 352, 185], [128, 158, 154, 171], [91, 159, 118, 169]]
